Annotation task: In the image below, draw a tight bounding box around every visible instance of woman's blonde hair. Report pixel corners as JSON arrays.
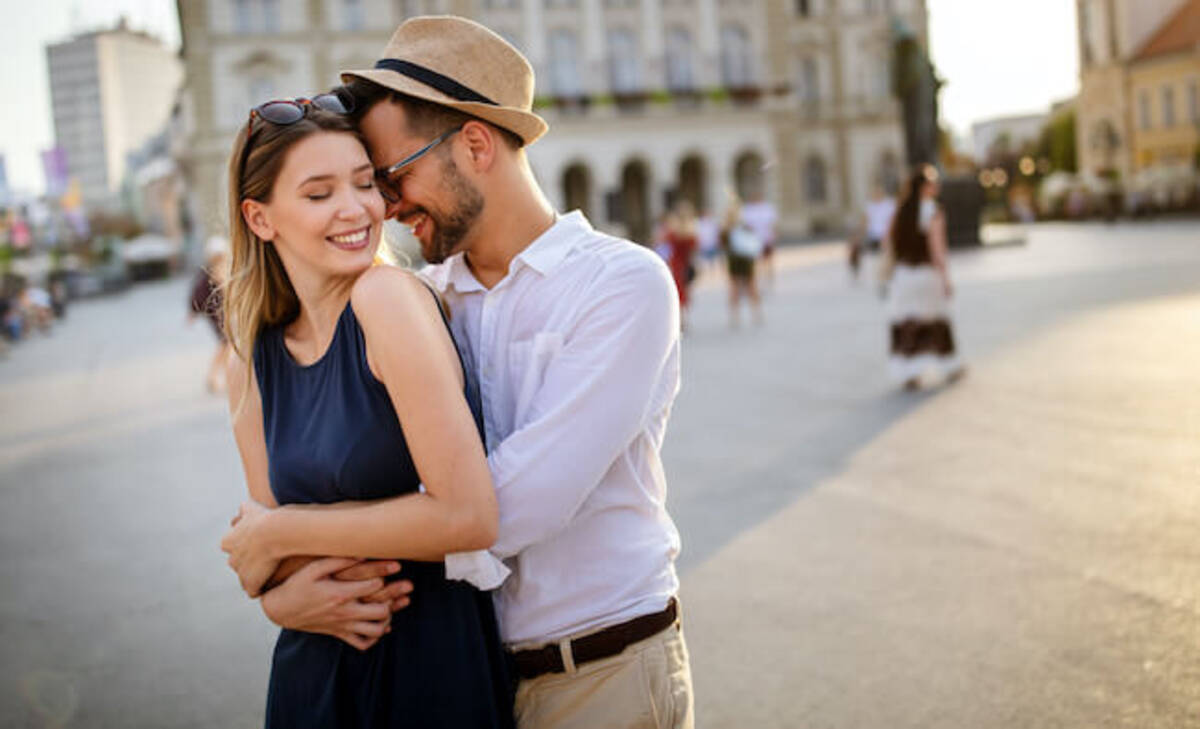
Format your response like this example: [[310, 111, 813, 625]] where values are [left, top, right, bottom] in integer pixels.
[[221, 107, 363, 398]]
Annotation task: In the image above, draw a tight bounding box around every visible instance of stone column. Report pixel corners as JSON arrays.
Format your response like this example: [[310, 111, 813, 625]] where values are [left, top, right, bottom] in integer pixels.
[[582, 0, 605, 93], [640, 0, 665, 89], [697, 0, 720, 87], [521, 0, 547, 72]]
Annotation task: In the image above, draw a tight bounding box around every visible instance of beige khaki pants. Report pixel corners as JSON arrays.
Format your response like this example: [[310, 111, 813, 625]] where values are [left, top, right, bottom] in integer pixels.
[[514, 623, 694, 729]]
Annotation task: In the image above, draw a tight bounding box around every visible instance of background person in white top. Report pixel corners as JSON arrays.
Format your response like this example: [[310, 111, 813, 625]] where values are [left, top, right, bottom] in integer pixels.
[[857, 184, 897, 281], [243, 16, 694, 729], [738, 193, 778, 290]]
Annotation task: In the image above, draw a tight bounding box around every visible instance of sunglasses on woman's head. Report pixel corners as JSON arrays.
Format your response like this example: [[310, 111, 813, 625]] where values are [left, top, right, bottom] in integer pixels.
[[238, 89, 356, 193], [249, 90, 355, 126]]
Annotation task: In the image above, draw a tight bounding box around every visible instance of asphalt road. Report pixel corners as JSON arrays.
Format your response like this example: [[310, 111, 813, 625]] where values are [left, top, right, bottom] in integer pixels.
[[2, 220, 1199, 728]]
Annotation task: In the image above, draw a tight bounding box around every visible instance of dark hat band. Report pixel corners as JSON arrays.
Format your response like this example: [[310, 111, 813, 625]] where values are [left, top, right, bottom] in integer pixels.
[[373, 59, 498, 106]]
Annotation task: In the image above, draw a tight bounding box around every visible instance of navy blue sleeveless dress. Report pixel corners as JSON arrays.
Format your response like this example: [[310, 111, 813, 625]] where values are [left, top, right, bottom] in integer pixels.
[[253, 297, 513, 729]]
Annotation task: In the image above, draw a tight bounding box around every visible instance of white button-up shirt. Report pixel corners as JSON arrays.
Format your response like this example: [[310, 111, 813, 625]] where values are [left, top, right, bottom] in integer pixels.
[[423, 211, 683, 646]]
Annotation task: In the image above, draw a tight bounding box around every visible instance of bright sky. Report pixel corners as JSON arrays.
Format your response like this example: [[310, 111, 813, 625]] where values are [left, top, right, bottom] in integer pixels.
[[0, 0, 1079, 195], [927, 0, 1079, 140], [0, 0, 180, 196]]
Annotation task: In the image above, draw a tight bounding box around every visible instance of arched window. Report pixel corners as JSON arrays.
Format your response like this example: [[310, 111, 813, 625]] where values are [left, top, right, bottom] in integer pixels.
[[549, 29, 582, 97], [678, 155, 708, 211], [607, 29, 641, 93], [665, 27, 695, 92], [619, 159, 652, 243], [804, 156, 827, 203], [720, 24, 752, 88], [561, 163, 592, 218], [734, 151, 765, 201]]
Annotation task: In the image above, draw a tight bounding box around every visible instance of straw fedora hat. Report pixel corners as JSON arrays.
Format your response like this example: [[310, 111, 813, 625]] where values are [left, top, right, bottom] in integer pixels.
[[341, 16, 548, 146]]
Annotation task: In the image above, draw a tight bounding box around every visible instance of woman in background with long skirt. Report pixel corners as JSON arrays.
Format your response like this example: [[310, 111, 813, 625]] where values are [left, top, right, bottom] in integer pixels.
[[880, 165, 966, 390]]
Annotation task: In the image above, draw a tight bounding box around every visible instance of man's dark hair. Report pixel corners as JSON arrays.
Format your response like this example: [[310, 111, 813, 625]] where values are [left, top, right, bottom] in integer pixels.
[[342, 77, 524, 150]]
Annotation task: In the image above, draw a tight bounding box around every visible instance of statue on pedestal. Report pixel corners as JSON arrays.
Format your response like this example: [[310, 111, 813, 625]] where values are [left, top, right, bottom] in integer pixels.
[[891, 21, 983, 246], [891, 20, 941, 169]]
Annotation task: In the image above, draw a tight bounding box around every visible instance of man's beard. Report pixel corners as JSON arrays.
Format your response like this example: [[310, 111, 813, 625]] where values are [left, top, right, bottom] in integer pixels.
[[424, 155, 484, 264]]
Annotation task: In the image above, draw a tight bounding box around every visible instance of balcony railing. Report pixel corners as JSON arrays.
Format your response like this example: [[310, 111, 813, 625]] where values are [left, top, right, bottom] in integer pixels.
[[532, 83, 791, 118]]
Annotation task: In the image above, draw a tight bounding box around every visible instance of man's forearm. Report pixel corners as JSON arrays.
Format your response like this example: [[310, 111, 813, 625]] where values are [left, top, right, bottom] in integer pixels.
[[262, 555, 317, 592]]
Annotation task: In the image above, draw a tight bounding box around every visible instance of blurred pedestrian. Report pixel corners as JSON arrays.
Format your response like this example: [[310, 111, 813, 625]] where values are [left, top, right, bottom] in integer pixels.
[[19, 284, 53, 335], [858, 184, 896, 279], [652, 210, 673, 261], [0, 294, 11, 356], [879, 165, 966, 389], [665, 201, 699, 329], [739, 193, 778, 290], [696, 206, 721, 273], [1, 290, 19, 342], [188, 236, 232, 393], [47, 272, 69, 319], [722, 196, 764, 328]]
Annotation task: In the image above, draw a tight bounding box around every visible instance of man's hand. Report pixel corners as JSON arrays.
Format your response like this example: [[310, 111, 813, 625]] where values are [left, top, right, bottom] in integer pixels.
[[260, 557, 412, 652], [221, 500, 282, 597], [334, 560, 413, 613]]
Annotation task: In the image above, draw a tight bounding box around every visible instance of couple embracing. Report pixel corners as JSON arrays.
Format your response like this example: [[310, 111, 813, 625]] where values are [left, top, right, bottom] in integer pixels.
[[217, 15, 693, 729]]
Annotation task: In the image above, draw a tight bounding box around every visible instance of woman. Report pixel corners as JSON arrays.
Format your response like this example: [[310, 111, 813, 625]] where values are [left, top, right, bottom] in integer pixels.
[[217, 94, 512, 727], [187, 236, 231, 393], [880, 165, 966, 389], [721, 196, 764, 329], [665, 201, 698, 328]]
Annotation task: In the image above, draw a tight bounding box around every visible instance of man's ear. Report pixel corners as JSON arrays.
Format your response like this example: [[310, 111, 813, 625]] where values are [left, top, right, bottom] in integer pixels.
[[459, 120, 497, 173], [241, 199, 275, 242]]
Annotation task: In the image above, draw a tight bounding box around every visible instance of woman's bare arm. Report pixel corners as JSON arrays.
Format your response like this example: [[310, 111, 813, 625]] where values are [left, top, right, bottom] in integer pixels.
[[226, 355, 276, 509], [928, 209, 952, 296], [225, 267, 497, 587]]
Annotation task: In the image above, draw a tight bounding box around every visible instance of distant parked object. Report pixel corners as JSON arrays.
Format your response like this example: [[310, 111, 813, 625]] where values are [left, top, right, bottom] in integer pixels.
[[122, 234, 180, 281]]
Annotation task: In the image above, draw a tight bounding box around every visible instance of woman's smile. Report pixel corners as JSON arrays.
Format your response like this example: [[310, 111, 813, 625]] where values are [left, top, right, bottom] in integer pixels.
[[326, 225, 372, 251]]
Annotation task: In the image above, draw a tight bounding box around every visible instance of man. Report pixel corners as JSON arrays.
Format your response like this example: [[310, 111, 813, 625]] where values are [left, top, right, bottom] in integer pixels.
[[855, 184, 896, 281], [260, 16, 693, 728]]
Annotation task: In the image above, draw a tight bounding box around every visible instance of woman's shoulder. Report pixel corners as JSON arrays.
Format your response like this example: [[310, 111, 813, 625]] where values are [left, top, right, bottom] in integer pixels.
[[350, 265, 442, 332]]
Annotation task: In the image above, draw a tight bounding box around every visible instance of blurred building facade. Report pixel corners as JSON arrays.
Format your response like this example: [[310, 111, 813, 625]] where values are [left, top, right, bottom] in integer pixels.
[[176, 0, 926, 243], [1127, 0, 1200, 188], [970, 113, 1048, 167], [1073, 0, 1186, 183], [46, 21, 184, 209]]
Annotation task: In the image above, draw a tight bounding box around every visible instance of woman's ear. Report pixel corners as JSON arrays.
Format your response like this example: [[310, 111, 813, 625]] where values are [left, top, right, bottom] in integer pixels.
[[241, 199, 275, 242]]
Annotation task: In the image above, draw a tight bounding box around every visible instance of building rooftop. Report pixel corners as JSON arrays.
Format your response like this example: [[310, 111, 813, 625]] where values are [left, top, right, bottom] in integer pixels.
[[1133, 0, 1200, 62]]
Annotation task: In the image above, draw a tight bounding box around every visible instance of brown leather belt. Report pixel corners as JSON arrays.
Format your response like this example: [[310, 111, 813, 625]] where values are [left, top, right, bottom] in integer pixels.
[[509, 598, 679, 681]]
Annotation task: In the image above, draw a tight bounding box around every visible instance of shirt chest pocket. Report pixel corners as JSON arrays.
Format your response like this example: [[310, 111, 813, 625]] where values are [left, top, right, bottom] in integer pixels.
[[507, 331, 564, 428]]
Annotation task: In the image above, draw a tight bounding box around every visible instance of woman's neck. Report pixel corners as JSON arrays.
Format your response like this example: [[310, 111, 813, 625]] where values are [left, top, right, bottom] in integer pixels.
[[283, 267, 359, 364]]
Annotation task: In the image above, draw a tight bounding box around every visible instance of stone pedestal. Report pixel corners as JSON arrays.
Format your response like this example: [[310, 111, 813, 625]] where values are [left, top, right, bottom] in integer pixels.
[[940, 176, 984, 248]]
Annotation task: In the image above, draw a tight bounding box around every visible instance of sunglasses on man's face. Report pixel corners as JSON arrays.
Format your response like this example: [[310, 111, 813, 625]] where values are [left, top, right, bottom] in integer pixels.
[[374, 126, 463, 205], [249, 90, 355, 125]]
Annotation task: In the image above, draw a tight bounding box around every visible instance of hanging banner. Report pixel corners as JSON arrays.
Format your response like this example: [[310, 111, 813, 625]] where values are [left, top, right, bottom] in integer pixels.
[[41, 146, 70, 198], [0, 154, 9, 208]]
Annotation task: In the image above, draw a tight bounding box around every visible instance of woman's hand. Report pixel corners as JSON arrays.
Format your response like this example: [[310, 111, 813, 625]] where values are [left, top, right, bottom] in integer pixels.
[[221, 500, 282, 597], [260, 557, 411, 652], [942, 277, 954, 298]]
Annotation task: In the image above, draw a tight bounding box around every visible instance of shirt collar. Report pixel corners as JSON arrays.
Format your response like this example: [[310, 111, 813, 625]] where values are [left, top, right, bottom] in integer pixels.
[[513, 210, 589, 277], [423, 211, 590, 293]]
